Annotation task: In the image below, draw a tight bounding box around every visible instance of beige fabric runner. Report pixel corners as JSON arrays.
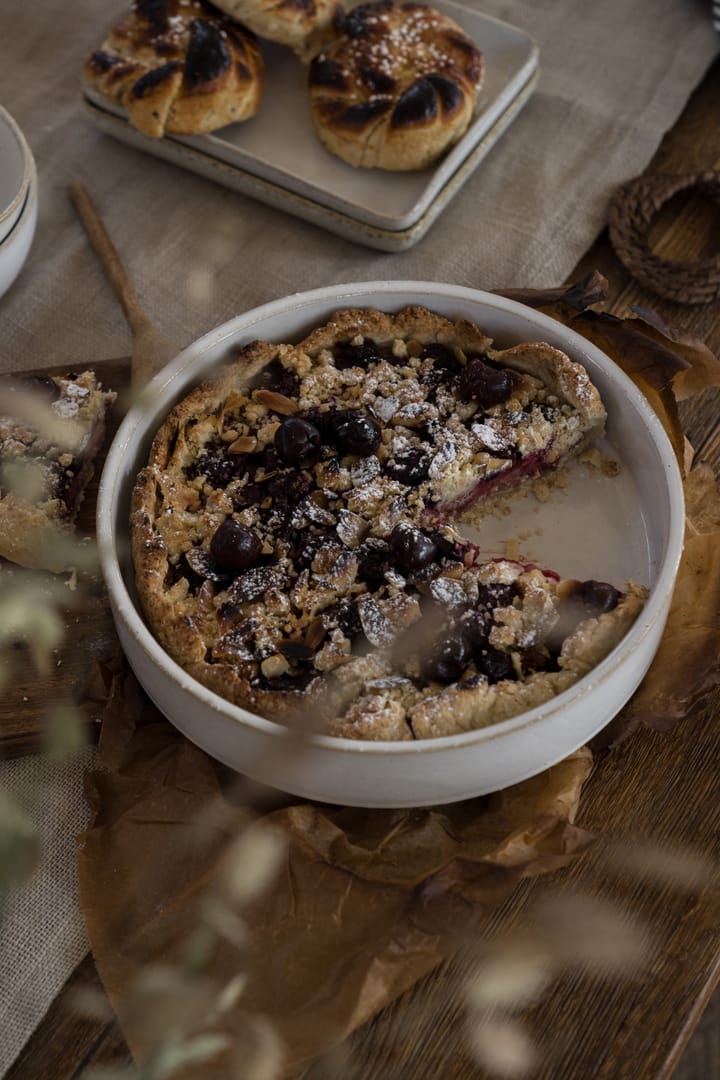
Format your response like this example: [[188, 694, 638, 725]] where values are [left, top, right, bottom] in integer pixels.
[[0, 0, 717, 1070]]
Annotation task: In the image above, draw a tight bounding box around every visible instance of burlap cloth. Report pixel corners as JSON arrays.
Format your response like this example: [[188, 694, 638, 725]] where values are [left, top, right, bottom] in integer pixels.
[[0, 0, 717, 1071]]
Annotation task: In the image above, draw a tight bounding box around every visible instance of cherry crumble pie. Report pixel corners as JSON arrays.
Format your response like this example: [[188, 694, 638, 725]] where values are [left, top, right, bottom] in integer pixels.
[[131, 305, 646, 739]]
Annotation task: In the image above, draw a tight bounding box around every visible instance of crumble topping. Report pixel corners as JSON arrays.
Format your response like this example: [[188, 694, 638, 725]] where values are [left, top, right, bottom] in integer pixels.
[[131, 305, 646, 740]]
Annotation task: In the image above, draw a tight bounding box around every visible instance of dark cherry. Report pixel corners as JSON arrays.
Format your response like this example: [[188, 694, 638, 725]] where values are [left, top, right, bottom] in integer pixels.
[[266, 469, 313, 510], [274, 416, 321, 465], [232, 481, 263, 511], [426, 634, 471, 682], [325, 598, 363, 640], [255, 358, 300, 399], [569, 579, 621, 614], [209, 520, 262, 571], [456, 358, 514, 407], [422, 343, 462, 374], [460, 610, 491, 647], [330, 410, 381, 456], [420, 344, 462, 397], [521, 646, 552, 675], [278, 640, 315, 661], [257, 446, 281, 472], [356, 538, 391, 584], [429, 529, 462, 561], [389, 523, 437, 572], [333, 339, 382, 370], [475, 646, 516, 684], [477, 582, 517, 610], [192, 444, 247, 488], [385, 447, 431, 485]]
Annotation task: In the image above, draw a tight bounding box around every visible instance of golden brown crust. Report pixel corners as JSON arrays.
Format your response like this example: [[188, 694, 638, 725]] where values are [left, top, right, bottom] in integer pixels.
[[84, 0, 265, 138], [212, 0, 344, 60], [0, 497, 77, 573], [130, 305, 640, 740], [308, 0, 484, 170]]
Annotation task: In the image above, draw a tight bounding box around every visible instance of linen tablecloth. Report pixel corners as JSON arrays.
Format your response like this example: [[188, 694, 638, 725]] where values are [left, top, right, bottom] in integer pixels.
[[1, 0, 718, 1071]]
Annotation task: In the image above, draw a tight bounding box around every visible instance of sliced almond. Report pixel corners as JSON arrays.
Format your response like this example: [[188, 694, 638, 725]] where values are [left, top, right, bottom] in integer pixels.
[[228, 435, 257, 454], [304, 617, 327, 649], [253, 389, 299, 415]]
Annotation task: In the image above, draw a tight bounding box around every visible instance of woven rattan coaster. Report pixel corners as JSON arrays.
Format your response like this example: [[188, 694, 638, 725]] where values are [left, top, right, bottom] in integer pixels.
[[608, 170, 720, 305]]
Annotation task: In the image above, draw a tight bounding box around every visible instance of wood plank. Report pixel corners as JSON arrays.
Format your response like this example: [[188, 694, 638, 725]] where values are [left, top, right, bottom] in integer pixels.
[[4, 954, 132, 1080]]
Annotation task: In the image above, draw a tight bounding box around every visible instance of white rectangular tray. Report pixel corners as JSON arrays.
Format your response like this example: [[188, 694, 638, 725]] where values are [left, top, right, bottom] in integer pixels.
[[83, 2, 538, 251]]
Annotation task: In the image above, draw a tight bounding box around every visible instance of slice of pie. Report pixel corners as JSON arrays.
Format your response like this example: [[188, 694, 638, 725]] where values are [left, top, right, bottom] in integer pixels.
[[131, 305, 644, 739], [0, 371, 116, 572]]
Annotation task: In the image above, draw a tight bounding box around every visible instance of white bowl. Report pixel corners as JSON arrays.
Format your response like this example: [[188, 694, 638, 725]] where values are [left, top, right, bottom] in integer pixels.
[[0, 162, 37, 300], [97, 283, 685, 808], [0, 107, 34, 245]]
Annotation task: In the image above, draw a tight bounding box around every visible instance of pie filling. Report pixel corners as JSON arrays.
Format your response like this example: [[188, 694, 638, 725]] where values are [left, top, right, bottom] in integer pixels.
[[132, 308, 646, 739]]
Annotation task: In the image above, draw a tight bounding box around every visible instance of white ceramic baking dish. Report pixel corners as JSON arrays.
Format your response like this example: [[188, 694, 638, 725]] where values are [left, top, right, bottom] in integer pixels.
[[0, 106, 34, 245], [0, 108, 37, 299], [97, 283, 685, 807]]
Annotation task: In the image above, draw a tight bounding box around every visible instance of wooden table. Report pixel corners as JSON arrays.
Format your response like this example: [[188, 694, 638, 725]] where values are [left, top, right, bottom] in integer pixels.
[[7, 55, 720, 1080]]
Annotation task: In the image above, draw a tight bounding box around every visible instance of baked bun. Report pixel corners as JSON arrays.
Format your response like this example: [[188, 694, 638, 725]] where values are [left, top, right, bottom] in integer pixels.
[[308, 0, 483, 170], [84, 0, 265, 138], [211, 0, 344, 61]]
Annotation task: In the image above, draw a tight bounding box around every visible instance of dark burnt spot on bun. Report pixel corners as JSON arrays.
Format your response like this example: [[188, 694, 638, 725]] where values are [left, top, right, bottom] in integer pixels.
[[184, 19, 232, 89], [134, 0, 170, 31], [279, 0, 318, 12], [309, 57, 348, 90], [361, 66, 395, 94], [426, 73, 464, 115], [131, 60, 181, 99], [323, 98, 392, 129], [345, 2, 392, 37], [87, 50, 129, 74], [390, 77, 438, 128]]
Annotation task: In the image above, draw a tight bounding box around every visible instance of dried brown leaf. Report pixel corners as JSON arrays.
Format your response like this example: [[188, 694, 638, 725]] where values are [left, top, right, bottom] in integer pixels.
[[602, 531, 720, 744], [495, 270, 609, 313], [628, 305, 720, 401], [77, 670, 594, 1078], [684, 463, 720, 534], [560, 309, 688, 472]]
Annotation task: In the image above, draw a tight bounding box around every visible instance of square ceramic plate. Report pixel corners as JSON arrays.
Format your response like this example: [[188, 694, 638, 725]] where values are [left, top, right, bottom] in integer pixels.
[[82, 1, 538, 250]]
